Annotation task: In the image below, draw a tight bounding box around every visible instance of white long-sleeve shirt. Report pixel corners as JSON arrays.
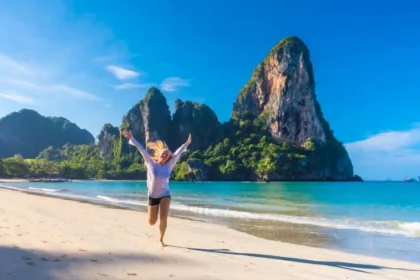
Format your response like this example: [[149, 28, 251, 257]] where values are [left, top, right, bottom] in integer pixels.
[[129, 137, 187, 198]]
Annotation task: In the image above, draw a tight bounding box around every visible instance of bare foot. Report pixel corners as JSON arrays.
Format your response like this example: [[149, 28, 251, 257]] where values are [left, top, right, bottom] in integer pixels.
[[159, 240, 167, 247]]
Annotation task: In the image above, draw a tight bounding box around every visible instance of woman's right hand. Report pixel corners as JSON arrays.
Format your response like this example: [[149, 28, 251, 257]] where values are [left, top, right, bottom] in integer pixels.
[[122, 129, 133, 140], [185, 133, 192, 146]]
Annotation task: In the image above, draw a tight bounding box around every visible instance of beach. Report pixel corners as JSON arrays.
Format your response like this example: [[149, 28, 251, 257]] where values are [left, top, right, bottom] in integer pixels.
[[0, 179, 26, 183], [1, 188, 419, 280]]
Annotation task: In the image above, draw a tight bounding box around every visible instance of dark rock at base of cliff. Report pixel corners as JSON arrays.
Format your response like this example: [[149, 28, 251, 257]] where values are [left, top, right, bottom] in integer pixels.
[[186, 159, 209, 181]]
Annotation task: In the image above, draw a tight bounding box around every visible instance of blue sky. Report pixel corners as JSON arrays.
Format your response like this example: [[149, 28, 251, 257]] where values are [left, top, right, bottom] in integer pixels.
[[0, 0, 419, 180]]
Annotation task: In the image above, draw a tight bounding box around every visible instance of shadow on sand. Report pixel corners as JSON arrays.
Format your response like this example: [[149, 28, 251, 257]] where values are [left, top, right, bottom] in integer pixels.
[[168, 245, 419, 274], [0, 245, 172, 279]]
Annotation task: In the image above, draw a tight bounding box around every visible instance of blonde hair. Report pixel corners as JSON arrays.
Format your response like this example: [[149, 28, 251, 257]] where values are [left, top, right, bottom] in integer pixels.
[[147, 140, 172, 162]]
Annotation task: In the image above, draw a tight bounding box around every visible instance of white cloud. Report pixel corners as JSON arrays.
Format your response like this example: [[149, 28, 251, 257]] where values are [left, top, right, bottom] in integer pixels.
[[0, 53, 28, 74], [1, 76, 99, 101], [112, 83, 154, 90], [345, 126, 420, 180], [0, 50, 99, 102], [160, 77, 190, 92], [52, 84, 99, 101], [345, 129, 420, 152], [0, 92, 35, 104], [106, 65, 139, 80]]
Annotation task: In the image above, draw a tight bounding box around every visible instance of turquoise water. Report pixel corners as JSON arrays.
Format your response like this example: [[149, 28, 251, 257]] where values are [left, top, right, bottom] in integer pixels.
[[1, 181, 420, 263]]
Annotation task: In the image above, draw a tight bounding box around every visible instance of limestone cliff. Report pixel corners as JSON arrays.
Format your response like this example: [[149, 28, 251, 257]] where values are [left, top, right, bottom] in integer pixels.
[[119, 99, 145, 157], [233, 36, 354, 180], [119, 87, 171, 157], [141, 87, 171, 143], [168, 100, 221, 151], [98, 123, 119, 159]]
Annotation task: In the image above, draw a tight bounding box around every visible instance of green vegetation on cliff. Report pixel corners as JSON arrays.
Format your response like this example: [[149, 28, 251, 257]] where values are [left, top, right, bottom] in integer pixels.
[[0, 110, 358, 182], [171, 111, 354, 181], [0, 37, 360, 182]]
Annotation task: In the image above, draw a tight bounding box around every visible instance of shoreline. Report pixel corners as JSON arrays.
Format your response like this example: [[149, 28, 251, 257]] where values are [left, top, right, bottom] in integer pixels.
[[0, 179, 145, 183], [0, 188, 420, 279], [0, 178, 400, 184], [2, 180, 420, 264]]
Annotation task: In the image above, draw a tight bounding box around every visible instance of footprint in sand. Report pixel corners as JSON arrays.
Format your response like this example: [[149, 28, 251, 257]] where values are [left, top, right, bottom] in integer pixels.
[[22, 257, 32, 261], [127, 273, 137, 276], [26, 262, 35, 266]]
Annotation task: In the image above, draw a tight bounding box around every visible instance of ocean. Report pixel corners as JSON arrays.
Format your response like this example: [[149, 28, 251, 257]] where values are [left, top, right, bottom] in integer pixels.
[[1, 181, 419, 263]]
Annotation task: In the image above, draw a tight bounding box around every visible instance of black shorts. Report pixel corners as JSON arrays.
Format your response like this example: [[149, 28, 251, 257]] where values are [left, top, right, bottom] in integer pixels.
[[148, 196, 171, 206]]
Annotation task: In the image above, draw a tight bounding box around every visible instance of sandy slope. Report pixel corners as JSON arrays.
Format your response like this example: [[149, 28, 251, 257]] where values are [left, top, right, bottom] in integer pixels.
[[0, 188, 419, 280]]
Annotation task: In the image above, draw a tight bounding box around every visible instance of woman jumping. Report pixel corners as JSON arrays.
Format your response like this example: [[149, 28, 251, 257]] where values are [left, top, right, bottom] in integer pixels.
[[122, 129, 191, 246]]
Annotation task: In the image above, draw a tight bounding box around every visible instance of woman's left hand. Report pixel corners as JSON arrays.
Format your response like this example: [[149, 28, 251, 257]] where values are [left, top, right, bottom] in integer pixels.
[[185, 133, 192, 146]]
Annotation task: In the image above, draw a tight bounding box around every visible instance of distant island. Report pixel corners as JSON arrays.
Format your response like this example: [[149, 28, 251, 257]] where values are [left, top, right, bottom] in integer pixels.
[[0, 36, 362, 182]]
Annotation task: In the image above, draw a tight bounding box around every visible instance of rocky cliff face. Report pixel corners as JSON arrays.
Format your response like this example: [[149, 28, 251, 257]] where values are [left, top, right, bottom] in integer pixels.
[[0, 109, 94, 159], [98, 124, 119, 159], [168, 100, 221, 151], [117, 88, 221, 157], [141, 87, 171, 143], [234, 36, 328, 145], [233, 36, 354, 180], [119, 87, 171, 156]]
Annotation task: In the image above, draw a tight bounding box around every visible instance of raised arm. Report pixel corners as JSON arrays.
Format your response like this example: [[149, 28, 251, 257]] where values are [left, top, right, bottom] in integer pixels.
[[122, 130, 153, 165], [167, 134, 192, 169]]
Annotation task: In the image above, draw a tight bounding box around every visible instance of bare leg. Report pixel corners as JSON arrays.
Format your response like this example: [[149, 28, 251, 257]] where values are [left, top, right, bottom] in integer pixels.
[[158, 197, 171, 246], [147, 205, 159, 226]]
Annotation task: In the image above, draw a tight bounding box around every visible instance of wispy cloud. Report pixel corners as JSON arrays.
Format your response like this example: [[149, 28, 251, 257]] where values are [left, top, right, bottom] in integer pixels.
[[0, 92, 35, 104], [106, 65, 139, 80], [112, 83, 154, 90], [160, 77, 190, 92], [52, 84, 99, 101], [0, 53, 28, 74], [345, 126, 420, 180], [1, 76, 99, 101]]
